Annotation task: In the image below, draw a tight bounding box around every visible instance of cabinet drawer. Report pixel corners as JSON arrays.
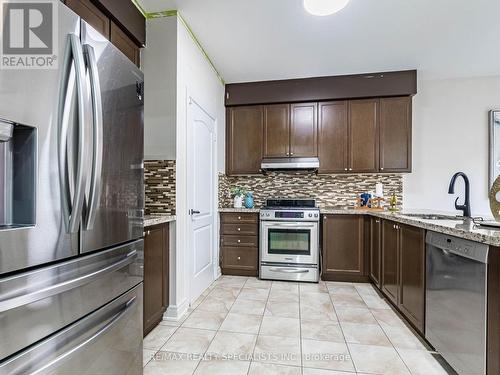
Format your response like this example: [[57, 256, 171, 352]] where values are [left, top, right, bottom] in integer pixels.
[[221, 213, 258, 224], [221, 223, 258, 236], [221, 235, 258, 247], [222, 247, 258, 270]]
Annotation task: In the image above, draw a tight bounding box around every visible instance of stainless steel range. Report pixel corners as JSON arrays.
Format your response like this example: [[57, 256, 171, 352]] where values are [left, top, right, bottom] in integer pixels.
[[260, 199, 320, 282]]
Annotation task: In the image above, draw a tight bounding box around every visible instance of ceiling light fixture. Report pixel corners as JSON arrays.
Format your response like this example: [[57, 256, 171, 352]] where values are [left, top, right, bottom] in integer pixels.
[[303, 0, 350, 16]]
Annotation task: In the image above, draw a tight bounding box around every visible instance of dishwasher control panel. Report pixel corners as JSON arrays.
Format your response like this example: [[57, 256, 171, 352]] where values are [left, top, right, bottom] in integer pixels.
[[426, 231, 489, 263]]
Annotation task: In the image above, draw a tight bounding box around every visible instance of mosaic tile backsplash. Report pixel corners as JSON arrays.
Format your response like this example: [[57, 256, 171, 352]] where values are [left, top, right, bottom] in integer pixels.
[[219, 172, 403, 209], [144, 160, 176, 215]]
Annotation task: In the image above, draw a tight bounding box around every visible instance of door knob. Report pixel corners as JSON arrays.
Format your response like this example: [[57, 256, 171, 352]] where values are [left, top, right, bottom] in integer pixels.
[[189, 209, 200, 215]]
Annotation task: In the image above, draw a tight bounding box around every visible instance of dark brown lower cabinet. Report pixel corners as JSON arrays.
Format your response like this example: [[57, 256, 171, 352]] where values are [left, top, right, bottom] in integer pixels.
[[381, 220, 425, 334], [398, 224, 425, 333], [143, 223, 169, 336], [487, 247, 500, 375], [381, 220, 399, 305], [322, 215, 367, 282], [220, 213, 259, 276], [369, 217, 382, 288]]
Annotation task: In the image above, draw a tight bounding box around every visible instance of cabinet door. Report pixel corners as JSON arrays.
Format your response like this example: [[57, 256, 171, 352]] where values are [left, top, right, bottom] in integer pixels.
[[398, 224, 425, 333], [349, 99, 379, 172], [370, 217, 382, 288], [65, 0, 110, 39], [263, 104, 290, 158], [318, 101, 348, 173], [381, 220, 399, 305], [322, 215, 364, 280], [290, 103, 318, 157], [380, 97, 412, 172], [110, 21, 141, 67], [143, 224, 169, 336], [226, 106, 263, 175]]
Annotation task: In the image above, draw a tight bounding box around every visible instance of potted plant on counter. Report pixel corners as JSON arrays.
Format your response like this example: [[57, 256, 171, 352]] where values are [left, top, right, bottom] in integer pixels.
[[230, 187, 247, 209]]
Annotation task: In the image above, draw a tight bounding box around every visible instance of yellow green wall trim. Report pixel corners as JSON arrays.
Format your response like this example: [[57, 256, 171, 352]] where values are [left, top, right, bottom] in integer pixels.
[[130, 2, 225, 85]]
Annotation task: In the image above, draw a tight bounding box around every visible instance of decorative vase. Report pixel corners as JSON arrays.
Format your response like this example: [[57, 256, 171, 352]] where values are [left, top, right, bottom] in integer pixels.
[[234, 195, 243, 208], [244, 193, 254, 209], [489, 175, 500, 220]]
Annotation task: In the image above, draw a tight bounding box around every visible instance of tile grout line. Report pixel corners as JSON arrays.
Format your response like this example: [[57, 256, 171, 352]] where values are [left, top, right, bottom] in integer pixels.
[[327, 282, 358, 373], [189, 276, 248, 375]]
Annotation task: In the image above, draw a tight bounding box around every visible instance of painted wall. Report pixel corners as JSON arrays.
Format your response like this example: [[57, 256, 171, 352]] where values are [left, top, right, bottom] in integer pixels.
[[404, 75, 500, 216], [143, 17, 177, 160]]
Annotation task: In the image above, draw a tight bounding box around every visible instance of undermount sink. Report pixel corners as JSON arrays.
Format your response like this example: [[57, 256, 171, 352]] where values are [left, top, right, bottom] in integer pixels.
[[403, 213, 463, 221]]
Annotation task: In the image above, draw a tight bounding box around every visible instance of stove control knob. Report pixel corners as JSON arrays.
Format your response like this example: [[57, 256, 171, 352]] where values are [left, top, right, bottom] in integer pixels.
[[308, 213, 313, 218], [314, 213, 318, 218], [266, 213, 270, 217]]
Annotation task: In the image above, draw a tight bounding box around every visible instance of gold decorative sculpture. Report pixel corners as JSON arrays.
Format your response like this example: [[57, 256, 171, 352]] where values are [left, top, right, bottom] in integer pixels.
[[489, 175, 500, 221]]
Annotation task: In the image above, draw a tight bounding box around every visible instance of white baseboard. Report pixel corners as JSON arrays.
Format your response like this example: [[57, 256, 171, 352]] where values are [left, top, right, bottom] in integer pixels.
[[163, 299, 190, 321]]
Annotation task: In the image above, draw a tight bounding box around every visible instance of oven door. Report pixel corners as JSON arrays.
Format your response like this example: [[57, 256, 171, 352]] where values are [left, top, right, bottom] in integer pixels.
[[260, 221, 319, 265]]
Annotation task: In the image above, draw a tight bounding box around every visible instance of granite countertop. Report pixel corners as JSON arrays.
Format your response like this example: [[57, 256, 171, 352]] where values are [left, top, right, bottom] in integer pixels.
[[219, 206, 500, 247], [144, 214, 176, 227]]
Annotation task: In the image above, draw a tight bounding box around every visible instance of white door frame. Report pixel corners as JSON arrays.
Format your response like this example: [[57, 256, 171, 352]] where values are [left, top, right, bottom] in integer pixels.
[[186, 93, 218, 304]]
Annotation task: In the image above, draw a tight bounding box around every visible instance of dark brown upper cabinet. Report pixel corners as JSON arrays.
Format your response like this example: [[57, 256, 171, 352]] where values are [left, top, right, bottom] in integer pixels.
[[262, 103, 317, 159], [98, 0, 146, 46], [322, 215, 366, 282], [290, 103, 318, 158], [379, 97, 412, 172], [64, 0, 144, 67], [66, 0, 110, 39], [263, 104, 290, 158], [349, 99, 379, 172], [110, 21, 141, 67], [318, 101, 348, 173], [226, 106, 263, 175]]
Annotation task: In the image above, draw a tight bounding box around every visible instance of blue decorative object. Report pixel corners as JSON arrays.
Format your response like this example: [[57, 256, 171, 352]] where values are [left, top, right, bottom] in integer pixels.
[[360, 193, 372, 207], [244, 192, 254, 209]]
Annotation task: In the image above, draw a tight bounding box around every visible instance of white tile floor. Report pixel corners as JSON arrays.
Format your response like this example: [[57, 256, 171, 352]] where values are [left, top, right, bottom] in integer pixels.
[[143, 276, 451, 375]]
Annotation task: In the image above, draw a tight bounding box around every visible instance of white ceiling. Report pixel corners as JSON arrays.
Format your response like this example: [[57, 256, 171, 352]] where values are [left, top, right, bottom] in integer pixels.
[[138, 0, 500, 83]]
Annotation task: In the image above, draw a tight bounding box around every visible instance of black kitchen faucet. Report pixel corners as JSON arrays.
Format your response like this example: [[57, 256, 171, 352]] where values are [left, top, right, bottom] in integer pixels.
[[448, 172, 471, 217]]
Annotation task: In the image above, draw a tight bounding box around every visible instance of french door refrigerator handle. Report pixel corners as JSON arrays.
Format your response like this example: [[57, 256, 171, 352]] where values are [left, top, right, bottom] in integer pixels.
[[57, 35, 74, 232], [83, 44, 103, 231], [0, 250, 137, 313], [27, 297, 136, 375], [57, 34, 89, 233], [69, 34, 89, 234]]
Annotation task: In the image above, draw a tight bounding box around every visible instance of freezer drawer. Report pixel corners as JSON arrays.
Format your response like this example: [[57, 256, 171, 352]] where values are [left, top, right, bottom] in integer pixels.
[[0, 284, 143, 375], [0, 239, 143, 360]]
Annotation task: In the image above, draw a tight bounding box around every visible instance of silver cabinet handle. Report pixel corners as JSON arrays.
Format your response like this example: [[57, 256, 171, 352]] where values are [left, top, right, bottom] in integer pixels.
[[237, 240, 241, 243], [344, 168, 348, 171], [238, 216, 241, 220], [237, 256, 241, 260], [269, 267, 309, 274], [380, 167, 384, 171], [0, 250, 137, 313], [290, 152, 294, 156], [349, 168, 353, 171], [189, 209, 201, 215], [237, 228, 241, 231], [83, 44, 103, 231]]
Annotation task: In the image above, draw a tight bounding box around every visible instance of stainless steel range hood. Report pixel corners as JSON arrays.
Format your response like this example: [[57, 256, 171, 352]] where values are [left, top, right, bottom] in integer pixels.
[[261, 157, 320, 170]]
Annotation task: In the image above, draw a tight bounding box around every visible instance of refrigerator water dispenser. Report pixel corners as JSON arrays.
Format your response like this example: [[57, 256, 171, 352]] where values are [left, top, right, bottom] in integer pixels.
[[0, 118, 36, 229]]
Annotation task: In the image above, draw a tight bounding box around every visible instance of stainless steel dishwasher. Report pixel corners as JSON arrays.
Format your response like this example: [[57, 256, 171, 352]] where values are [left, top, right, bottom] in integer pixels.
[[425, 231, 489, 375]]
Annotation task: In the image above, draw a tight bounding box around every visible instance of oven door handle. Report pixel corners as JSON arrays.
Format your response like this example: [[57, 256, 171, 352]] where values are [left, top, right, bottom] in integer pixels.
[[263, 222, 317, 228], [269, 267, 310, 274]]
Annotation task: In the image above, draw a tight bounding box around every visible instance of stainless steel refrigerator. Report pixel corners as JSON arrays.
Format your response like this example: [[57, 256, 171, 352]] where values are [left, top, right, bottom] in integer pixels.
[[0, 3, 144, 374]]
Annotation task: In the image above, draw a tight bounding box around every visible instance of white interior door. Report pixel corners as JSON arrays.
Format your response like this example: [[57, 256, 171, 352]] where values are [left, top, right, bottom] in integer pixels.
[[187, 97, 216, 302]]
